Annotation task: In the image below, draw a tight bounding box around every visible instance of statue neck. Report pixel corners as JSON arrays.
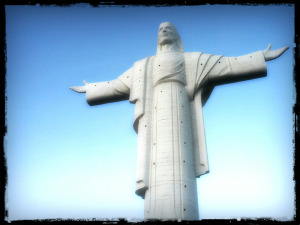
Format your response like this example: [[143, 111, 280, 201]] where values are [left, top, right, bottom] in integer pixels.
[[160, 43, 178, 52]]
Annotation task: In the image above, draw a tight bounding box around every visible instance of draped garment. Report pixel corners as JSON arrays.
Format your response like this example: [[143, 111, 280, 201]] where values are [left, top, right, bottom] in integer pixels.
[[84, 50, 267, 220]]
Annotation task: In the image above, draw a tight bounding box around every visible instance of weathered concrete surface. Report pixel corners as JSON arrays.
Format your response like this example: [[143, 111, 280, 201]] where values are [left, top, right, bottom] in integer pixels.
[[70, 22, 288, 221]]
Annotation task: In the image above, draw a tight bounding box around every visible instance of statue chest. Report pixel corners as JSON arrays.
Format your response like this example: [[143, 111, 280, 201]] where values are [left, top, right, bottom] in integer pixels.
[[153, 51, 186, 86]]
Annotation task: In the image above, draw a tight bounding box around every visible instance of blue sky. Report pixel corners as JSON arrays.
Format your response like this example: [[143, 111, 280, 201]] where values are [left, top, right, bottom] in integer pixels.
[[5, 4, 295, 221]]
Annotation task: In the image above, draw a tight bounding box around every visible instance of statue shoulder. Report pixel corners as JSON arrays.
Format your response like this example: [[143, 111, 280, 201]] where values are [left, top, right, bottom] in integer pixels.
[[183, 52, 220, 57], [134, 56, 155, 66], [184, 52, 203, 60], [132, 56, 155, 74], [184, 52, 203, 56], [184, 52, 224, 65]]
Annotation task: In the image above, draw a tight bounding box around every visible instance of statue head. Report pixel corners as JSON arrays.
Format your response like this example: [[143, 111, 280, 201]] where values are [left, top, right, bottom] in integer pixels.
[[157, 22, 184, 54]]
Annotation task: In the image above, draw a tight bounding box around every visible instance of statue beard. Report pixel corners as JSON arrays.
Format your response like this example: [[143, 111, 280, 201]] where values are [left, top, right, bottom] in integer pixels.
[[159, 36, 177, 46]]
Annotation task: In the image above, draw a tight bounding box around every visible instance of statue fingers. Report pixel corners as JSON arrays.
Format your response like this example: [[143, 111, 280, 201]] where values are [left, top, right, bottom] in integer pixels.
[[69, 86, 87, 93], [264, 45, 289, 61], [279, 46, 289, 55], [263, 44, 272, 54], [270, 46, 289, 60], [263, 44, 272, 60]]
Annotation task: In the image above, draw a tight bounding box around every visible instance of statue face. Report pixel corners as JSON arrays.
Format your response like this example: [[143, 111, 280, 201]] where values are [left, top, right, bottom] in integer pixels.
[[158, 22, 177, 45]]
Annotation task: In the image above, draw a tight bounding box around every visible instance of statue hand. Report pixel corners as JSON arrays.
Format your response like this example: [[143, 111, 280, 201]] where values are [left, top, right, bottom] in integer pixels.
[[263, 44, 289, 61], [69, 80, 88, 93]]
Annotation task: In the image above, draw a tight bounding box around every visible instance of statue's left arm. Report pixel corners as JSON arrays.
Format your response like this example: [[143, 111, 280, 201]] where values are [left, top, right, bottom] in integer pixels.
[[206, 44, 289, 86], [70, 68, 132, 106]]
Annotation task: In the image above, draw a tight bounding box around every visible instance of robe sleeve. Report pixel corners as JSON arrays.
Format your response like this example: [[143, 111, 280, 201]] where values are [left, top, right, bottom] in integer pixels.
[[206, 51, 267, 86], [85, 68, 132, 106]]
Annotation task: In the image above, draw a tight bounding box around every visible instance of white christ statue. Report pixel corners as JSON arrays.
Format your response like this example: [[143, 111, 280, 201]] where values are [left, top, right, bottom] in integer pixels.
[[70, 22, 288, 221]]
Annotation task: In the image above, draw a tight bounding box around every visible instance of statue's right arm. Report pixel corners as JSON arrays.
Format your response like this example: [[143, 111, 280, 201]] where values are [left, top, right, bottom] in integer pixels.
[[70, 68, 132, 106]]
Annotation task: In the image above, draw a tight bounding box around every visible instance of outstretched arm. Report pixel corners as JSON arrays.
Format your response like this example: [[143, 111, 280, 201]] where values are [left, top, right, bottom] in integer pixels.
[[70, 68, 132, 106], [206, 44, 289, 86]]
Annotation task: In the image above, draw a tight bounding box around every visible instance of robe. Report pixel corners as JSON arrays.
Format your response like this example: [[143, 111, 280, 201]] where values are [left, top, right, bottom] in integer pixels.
[[84, 50, 267, 220]]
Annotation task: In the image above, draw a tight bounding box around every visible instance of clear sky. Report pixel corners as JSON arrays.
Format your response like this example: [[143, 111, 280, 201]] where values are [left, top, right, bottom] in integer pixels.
[[5, 4, 295, 222]]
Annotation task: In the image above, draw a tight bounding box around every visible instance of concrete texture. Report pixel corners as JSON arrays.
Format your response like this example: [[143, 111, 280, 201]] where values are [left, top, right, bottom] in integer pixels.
[[70, 22, 288, 221]]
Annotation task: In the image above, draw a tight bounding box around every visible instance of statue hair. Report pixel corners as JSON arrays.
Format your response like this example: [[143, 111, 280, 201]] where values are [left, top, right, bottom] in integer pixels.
[[157, 22, 184, 54]]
